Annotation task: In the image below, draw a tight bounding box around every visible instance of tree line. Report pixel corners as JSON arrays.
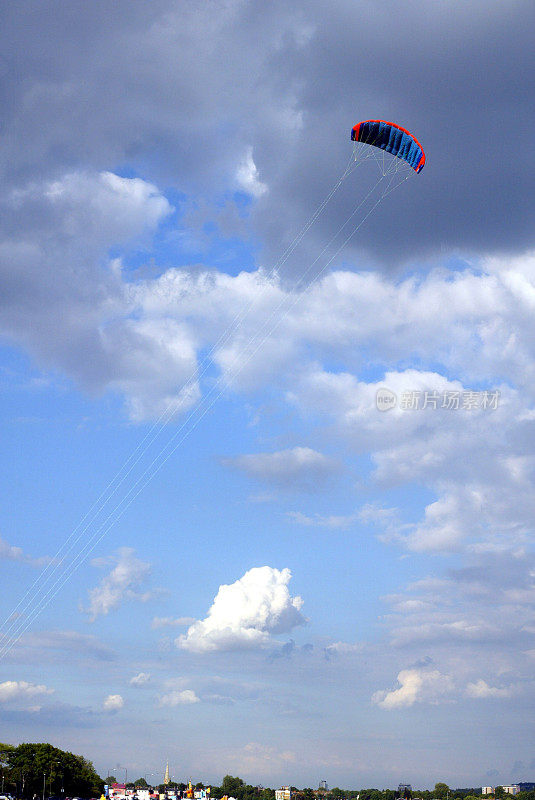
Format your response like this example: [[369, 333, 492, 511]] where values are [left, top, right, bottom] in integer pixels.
[[3, 748, 535, 800], [0, 742, 103, 798]]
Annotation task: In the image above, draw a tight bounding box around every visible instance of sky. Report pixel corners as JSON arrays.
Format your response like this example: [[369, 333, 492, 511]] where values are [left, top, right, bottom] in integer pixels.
[[0, 0, 535, 790]]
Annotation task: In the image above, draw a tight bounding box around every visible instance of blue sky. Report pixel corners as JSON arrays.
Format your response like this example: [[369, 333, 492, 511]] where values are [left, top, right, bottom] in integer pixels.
[[1, 0, 535, 790]]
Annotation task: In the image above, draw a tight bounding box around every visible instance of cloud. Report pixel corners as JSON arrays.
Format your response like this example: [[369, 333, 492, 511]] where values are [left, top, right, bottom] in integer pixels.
[[372, 668, 455, 709], [0, 534, 49, 567], [158, 688, 200, 707], [223, 447, 340, 491], [466, 679, 515, 699], [287, 510, 358, 529], [83, 548, 151, 621], [103, 693, 124, 712], [0, 536, 25, 561], [324, 641, 362, 658], [236, 147, 267, 198], [177, 566, 306, 653], [1, 1, 532, 270], [151, 616, 196, 629], [130, 672, 151, 686], [0, 168, 198, 422], [8, 630, 115, 663], [0, 680, 54, 703], [384, 551, 535, 651]]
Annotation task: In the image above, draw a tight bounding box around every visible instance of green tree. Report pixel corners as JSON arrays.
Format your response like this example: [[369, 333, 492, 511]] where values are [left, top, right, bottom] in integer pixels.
[[135, 779, 149, 788], [1, 742, 102, 798], [435, 786, 450, 800], [494, 789, 505, 799], [222, 777, 245, 797]]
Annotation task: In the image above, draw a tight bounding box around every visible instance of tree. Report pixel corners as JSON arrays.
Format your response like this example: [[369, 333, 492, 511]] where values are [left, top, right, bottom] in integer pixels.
[[435, 785, 450, 800], [135, 779, 149, 788], [1, 742, 103, 798], [495, 789, 505, 799], [222, 777, 245, 797]]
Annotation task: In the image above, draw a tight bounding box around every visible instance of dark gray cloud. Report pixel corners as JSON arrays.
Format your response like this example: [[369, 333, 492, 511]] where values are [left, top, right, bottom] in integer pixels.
[[0, 0, 532, 273]]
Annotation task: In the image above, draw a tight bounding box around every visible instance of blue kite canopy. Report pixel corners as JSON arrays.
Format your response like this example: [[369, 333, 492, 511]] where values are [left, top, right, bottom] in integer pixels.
[[351, 120, 426, 173]]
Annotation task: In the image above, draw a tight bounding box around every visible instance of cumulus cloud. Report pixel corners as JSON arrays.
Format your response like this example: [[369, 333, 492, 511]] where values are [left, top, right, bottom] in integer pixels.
[[466, 679, 515, 699], [223, 447, 339, 491], [0, 168, 199, 421], [236, 147, 267, 198], [103, 693, 124, 712], [372, 668, 455, 709], [83, 548, 151, 621], [130, 672, 151, 686], [158, 688, 200, 707], [0, 680, 54, 703], [177, 566, 306, 653], [324, 641, 362, 658]]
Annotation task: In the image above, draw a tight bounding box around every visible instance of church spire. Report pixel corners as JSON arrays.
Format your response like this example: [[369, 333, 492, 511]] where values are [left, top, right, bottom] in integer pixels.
[[164, 761, 170, 786]]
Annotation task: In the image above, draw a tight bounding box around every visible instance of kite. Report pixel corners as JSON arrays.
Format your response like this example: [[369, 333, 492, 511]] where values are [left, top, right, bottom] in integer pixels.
[[351, 119, 425, 173]]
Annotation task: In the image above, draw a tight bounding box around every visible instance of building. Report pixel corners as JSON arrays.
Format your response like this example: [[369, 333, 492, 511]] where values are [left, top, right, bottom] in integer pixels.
[[275, 788, 292, 800], [319, 783, 328, 792], [482, 788, 520, 796]]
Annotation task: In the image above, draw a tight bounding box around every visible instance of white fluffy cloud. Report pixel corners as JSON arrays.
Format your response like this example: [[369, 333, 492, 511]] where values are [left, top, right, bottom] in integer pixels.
[[0, 169, 199, 421], [466, 679, 515, 699], [84, 548, 151, 621], [103, 693, 124, 711], [158, 688, 200, 707], [372, 668, 455, 709], [177, 566, 306, 653], [0, 680, 54, 703]]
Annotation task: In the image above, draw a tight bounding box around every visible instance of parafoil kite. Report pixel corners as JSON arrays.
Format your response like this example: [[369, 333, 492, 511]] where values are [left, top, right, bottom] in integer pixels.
[[351, 120, 425, 173]]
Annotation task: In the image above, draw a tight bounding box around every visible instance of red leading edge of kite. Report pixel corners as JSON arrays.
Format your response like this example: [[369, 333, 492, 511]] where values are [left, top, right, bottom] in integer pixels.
[[352, 119, 426, 173]]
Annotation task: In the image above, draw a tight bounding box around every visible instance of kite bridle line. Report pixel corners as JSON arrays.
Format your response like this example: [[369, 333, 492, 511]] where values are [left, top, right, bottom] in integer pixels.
[[0, 149, 412, 662]]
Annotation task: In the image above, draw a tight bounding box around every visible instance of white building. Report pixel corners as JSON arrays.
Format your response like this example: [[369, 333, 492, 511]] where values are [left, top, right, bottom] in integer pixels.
[[275, 789, 291, 800]]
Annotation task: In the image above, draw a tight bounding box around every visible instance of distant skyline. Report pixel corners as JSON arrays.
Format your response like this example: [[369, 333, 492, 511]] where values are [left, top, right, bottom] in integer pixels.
[[0, 0, 534, 789]]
